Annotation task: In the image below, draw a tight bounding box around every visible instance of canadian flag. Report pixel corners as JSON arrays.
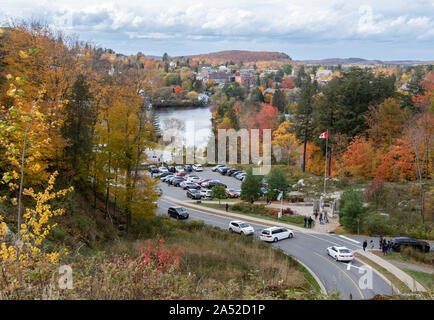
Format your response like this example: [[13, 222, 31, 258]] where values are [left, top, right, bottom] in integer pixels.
[[319, 131, 328, 139]]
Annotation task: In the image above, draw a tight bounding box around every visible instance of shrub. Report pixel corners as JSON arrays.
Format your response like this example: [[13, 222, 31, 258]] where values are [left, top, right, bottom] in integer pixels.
[[401, 247, 434, 266]]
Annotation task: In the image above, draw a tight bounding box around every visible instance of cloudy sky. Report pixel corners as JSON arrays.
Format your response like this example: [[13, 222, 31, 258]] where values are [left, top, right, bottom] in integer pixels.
[[1, 0, 433, 60]]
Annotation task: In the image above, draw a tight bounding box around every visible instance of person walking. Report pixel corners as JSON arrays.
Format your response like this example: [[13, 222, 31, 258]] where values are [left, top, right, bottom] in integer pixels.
[[324, 211, 329, 223], [363, 240, 368, 251], [382, 239, 387, 255], [379, 236, 383, 250], [370, 240, 374, 249], [304, 216, 307, 228], [225, 203, 229, 212], [314, 210, 318, 220]]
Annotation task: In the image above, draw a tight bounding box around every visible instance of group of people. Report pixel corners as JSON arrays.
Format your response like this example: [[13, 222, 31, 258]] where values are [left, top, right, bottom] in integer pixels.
[[379, 236, 393, 255], [313, 210, 329, 224], [361, 236, 392, 255]]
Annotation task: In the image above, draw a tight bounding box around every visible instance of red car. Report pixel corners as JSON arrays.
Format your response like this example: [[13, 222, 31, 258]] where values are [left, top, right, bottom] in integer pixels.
[[176, 171, 188, 177]]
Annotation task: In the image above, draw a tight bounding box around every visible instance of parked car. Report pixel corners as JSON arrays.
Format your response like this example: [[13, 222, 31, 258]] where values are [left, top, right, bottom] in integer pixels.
[[172, 178, 185, 187], [226, 188, 240, 198], [192, 164, 203, 171], [168, 206, 189, 220], [227, 168, 239, 176], [217, 166, 230, 175], [259, 227, 293, 242], [326, 246, 354, 262], [187, 177, 201, 184], [166, 176, 177, 184], [181, 182, 201, 190], [158, 166, 168, 173], [176, 171, 188, 177], [148, 165, 159, 173], [200, 189, 212, 199], [228, 221, 255, 235], [175, 166, 185, 173], [204, 180, 227, 189], [235, 172, 246, 180], [167, 166, 176, 173], [161, 174, 174, 182], [184, 165, 193, 172], [186, 189, 202, 199], [390, 237, 430, 253], [211, 164, 227, 172], [158, 171, 171, 178], [197, 178, 211, 185]]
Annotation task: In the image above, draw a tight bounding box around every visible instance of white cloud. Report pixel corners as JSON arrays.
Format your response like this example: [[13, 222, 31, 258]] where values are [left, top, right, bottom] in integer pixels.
[[0, 0, 433, 58]]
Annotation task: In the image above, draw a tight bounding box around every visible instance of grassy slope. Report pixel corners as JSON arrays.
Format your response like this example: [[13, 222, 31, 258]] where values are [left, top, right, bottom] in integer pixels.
[[1, 187, 324, 299]]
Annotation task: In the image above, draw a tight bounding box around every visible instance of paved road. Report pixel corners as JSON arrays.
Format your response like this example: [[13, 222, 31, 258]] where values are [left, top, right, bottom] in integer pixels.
[[157, 195, 395, 300]]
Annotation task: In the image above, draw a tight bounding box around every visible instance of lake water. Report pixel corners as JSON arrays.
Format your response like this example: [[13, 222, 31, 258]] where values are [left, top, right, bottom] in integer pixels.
[[154, 105, 213, 149]]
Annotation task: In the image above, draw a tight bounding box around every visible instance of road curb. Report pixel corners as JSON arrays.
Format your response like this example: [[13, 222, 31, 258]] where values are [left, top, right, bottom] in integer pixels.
[[353, 257, 401, 296], [292, 256, 328, 296], [356, 249, 426, 292]]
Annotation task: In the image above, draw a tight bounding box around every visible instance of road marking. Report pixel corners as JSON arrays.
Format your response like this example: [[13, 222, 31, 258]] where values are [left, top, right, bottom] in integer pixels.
[[314, 252, 365, 300], [339, 235, 361, 244]]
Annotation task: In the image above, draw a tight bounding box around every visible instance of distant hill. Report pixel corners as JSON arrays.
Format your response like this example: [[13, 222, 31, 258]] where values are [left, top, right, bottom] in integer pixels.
[[299, 57, 434, 66], [183, 50, 291, 64]]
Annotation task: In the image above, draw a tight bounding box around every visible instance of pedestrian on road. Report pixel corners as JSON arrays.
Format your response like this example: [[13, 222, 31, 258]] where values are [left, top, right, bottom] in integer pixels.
[[363, 240, 368, 251], [304, 216, 307, 228], [308, 216, 313, 228], [225, 203, 229, 212], [324, 211, 328, 223], [370, 240, 374, 249], [379, 236, 383, 250], [314, 210, 318, 220]]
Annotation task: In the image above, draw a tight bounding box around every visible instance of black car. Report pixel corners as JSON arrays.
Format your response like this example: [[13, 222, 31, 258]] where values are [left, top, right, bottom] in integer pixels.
[[186, 189, 202, 199], [227, 168, 239, 176], [184, 165, 193, 172], [391, 237, 430, 253], [168, 206, 189, 220], [167, 166, 176, 173], [206, 181, 227, 189]]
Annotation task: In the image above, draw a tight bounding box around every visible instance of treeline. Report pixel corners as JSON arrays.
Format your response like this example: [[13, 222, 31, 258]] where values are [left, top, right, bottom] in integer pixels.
[[0, 23, 163, 233], [212, 64, 433, 225]]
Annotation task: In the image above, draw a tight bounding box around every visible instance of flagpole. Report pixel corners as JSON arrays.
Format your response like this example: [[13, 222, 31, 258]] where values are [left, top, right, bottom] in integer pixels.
[[323, 130, 328, 197]]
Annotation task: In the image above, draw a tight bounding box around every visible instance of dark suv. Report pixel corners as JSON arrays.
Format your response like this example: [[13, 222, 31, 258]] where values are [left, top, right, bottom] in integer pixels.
[[168, 207, 189, 220], [390, 237, 430, 253], [206, 181, 227, 189]]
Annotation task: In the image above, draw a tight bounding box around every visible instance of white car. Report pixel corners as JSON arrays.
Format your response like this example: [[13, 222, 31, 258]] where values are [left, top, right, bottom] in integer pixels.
[[259, 227, 294, 242], [158, 167, 168, 173], [192, 164, 203, 172], [327, 246, 354, 262], [175, 166, 185, 173], [228, 221, 255, 235], [200, 189, 212, 199]]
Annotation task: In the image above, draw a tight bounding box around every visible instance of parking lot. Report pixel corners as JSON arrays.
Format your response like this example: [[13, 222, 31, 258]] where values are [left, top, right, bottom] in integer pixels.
[[157, 166, 242, 201]]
